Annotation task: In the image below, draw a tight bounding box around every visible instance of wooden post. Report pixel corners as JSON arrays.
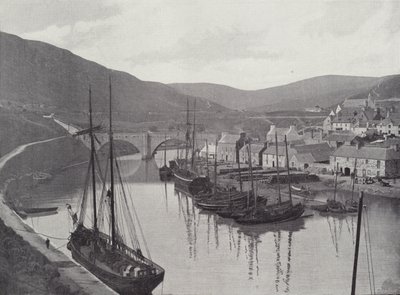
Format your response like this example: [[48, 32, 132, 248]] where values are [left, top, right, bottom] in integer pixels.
[[351, 191, 364, 295], [275, 132, 282, 204], [205, 139, 209, 178], [284, 135, 292, 204]]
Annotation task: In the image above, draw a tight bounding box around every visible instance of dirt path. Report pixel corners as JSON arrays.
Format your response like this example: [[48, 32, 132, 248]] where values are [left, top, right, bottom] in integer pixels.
[[0, 138, 115, 295]]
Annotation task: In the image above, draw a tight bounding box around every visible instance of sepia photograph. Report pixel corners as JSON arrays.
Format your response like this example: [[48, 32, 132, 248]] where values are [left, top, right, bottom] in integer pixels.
[[0, 0, 399, 294]]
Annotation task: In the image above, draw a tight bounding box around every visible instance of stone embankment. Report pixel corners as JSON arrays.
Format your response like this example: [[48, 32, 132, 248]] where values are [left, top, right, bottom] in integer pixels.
[[0, 138, 115, 295]]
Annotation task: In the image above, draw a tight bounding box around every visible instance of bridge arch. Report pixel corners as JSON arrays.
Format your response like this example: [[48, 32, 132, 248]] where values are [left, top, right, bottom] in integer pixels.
[[151, 138, 187, 157], [97, 140, 140, 157]]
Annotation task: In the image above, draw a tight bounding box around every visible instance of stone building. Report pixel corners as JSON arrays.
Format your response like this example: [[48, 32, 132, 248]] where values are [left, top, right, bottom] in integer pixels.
[[217, 132, 240, 162], [376, 113, 400, 136], [289, 143, 333, 171], [342, 93, 375, 109], [238, 142, 266, 165], [266, 125, 302, 143], [330, 142, 400, 178], [324, 131, 357, 148], [199, 142, 217, 159]]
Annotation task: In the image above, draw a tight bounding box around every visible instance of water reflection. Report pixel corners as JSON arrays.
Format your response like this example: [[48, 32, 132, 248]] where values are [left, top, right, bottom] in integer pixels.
[[19, 155, 400, 295]]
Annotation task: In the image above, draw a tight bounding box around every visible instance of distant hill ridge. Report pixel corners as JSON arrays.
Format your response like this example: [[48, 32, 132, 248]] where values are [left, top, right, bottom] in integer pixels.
[[0, 31, 225, 126], [346, 75, 400, 102], [170, 75, 386, 111]]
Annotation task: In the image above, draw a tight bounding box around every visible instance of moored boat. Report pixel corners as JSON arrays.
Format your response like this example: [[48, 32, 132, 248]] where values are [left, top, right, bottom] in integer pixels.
[[171, 98, 210, 195], [235, 134, 305, 225], [236, 201, 305, 225], [67, 81, 164, 295]]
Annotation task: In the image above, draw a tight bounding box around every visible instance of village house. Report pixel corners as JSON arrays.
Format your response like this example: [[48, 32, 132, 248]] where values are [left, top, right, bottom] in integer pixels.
[[323, 131, 357, 148], [199, 141, 217, 159], [330, 141, 400, 178], [302, 128, 324, 144], [217, 132, 240, 162], [238, 142, 266, 165], [266, 125, 302, 143], [342, 93, 375, 109], [323, 105, 382, 136], [322, 110, 336, 134], [289, 143, 333, 172], [376, 113, 400, 136], [262, 142, 295, 168]]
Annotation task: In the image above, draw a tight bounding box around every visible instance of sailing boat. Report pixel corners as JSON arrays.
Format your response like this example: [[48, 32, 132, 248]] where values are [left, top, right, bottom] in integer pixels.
[[314, 162, 357, 214], [214, 140, 266, 217], [159, 134, 173, 181], [236, 134, 304, 225], [172, 98, 211, 196], [67, 82, 164, 294]]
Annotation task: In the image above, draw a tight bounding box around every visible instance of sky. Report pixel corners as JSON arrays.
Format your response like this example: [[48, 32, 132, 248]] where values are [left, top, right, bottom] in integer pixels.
[[0, 0, 399, 90]]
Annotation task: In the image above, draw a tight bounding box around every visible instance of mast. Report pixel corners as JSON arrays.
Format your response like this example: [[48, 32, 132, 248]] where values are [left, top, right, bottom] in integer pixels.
[[284, 135, 292, 204], [191, 99, 197, 169], [205, 139, 209, 178], [214, 139, 218, 193], [89, 85, 97, 230], [109, 75, 116, 249], [351, 158, 357, 201], [275, 132, 282, 204], [184, 98, 190, 168], [247, 141, 256, 212], [351, 191, 364, 295], [333, 162, 339, 202], [164, 134, 167, 167], [237, 142, 243, 192]]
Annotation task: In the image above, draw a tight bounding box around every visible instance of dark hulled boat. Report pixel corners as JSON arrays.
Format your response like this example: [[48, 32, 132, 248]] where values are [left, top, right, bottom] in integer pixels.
[[159, 137, 174, 181], [68, 227, 164, 295], [159, 165, 173, 181], [235, 134, 305, 225], [171, 98, 211, 195], [236, 201, 305, 225], [67, 82, 164, 295]]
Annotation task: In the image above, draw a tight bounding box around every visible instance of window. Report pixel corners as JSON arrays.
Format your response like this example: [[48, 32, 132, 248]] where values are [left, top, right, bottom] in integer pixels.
[[389, 125, 392, 128], [377, 160, 380, 169], [377, 171, 380, 177], [389, 130, 391, 134], [365, 159, 368, 164], [346, 157, 349, 161], [292, 161, 295, 167]]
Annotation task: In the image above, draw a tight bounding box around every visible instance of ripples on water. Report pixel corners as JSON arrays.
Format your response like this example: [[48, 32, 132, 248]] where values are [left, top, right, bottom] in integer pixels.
[[23, 152, 400, 295]]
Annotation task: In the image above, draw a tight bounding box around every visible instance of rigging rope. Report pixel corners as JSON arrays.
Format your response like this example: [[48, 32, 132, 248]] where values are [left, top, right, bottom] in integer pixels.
[[116, 158, 151, 257], [363, 207, 374, 295], [115, 160, 141, 248], [78, 157, 92, 223], [14, 228, 68, 240]]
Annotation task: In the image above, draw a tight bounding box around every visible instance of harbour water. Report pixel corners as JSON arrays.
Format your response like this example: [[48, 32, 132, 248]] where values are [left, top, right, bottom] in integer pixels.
[[21, 152, 400, 295]]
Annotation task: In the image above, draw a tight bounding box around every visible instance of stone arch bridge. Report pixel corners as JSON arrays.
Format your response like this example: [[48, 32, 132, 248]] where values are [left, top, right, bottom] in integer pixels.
[[53, 117, 216, 160], [79, 131, 187, 160]]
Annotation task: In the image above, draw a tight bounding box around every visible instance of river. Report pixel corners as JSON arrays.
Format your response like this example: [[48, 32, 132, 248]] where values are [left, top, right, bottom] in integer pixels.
[[20, 150, 400, 295]]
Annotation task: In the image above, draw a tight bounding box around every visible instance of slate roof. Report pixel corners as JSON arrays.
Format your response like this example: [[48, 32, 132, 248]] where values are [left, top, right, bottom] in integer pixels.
[[219, 133, 240, 144], [292, 153, 315, 163], [264, 142, 332, 162], [333, 144, 400, 160], [324, 132, 357, 143]]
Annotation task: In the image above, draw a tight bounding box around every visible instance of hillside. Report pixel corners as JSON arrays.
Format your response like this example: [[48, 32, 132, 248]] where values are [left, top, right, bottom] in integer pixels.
[[0, 108, 67, 156], [170, 75, 379, 111], [346, 74, 400, 102], [0, 32, 226, 129]]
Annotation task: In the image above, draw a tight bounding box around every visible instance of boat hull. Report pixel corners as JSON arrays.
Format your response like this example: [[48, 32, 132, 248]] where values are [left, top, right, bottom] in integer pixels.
[[173, 169, 210, 196], [235, 202, 305, 225], [69, 229, 164, 295]]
